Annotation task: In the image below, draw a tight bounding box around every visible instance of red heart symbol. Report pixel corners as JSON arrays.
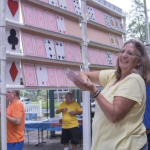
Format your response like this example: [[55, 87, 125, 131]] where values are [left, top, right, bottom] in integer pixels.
[[60, 30, 61, 33], [42, 81, 44, 85], [8, 0, 19, 17], [63, 31, 66, 34]]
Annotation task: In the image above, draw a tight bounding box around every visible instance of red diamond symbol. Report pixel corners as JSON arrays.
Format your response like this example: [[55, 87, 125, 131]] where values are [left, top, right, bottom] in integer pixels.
[[9, 62, 18, 82]]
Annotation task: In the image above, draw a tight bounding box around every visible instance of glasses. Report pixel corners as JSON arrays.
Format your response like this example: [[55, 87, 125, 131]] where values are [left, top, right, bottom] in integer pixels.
[[119, 50, 141, 57]]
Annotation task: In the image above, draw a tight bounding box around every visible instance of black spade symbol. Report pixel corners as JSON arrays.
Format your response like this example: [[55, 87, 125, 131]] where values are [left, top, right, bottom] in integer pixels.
[[52, 1, 54, 4], [60, 43, 62, 46], [64, 6, 67, 9], [8, 29, 18, 50], [49, 47, 51, 50], [62, 56, 65, 59], [58, 56, 61, 59], [48, 40, 50, 44], [56, 42, 59, 46], [50, 54, 52, 58]]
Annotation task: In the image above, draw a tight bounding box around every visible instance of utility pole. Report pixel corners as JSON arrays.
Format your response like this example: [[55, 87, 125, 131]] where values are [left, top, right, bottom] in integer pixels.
[[144, 0, 150, 44]]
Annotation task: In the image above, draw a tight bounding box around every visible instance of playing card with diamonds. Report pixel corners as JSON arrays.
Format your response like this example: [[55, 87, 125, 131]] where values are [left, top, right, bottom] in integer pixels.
[[21, 33, 35, 56], [44, 38, 56, 59], [40, 0, 48, 3], [58, 0, 68, 10], [87, 5, 96, 22], [55, 67, 67, 86], [23, 63, 37, 86], [64, 42, 74, 62], [45, 11, 57, 32], [73, 44, 82, 63], [35, 7, 47, 30], [34, 36, 46, 58], [35, 65, 49, 86], [56, 15, 67, 34], [55, 40, 66, 61], [48, 0, 58, 6], [46, 66, 57, 86], [22, 4, 36, 26], [88, 48, 97, 64], [73, 0, 82, 15], [66, 0, 75, 13], [106, 52, 113, 66], [104, 13, 111, 28], [109, 34, 116, 48], [94, 9, 105, 25]]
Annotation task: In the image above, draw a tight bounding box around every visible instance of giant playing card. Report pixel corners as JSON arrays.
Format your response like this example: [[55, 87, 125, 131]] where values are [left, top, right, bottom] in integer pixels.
[[64, 42, 74, 62], [22, 4, 36, 26], [95, 50, 103, 65], [73, 44, 82, 63], [46, 66, 57, 86], [34, 36, 46, 58], [21, 33, 35, 56], [88, 48, 97, 64], [35, 65, 49, 86], [58, 0, 68, 10], [23, 63, 37, 86], [64, 68, 75, 86], [55, 67, 66, 86], [66, 0, 75, 13]]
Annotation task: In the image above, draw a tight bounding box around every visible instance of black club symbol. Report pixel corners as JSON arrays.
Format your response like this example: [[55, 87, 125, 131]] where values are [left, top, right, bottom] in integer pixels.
[[8, 29, 18, 50]]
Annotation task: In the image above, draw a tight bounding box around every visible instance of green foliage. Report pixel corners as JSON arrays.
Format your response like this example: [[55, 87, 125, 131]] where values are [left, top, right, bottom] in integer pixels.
[[127, 0, 146, 43], [20, 90, 30, 97]]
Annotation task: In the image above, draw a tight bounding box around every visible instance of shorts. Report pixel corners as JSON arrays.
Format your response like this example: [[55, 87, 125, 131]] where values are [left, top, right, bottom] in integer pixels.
[[61, 127, 79, 145], [7, 141, 24, 150]]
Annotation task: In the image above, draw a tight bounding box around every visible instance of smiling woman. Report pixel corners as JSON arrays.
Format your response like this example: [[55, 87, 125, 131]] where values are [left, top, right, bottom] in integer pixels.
[[74, 39, 150, 150]]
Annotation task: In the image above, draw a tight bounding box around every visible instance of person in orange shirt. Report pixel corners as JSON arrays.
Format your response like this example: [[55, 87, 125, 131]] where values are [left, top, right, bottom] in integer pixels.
[[4, 90, 25, 150]]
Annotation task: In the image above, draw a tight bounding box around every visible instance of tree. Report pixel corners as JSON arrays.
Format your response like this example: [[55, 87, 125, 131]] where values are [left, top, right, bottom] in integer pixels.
[[127, 0, 147, 43]]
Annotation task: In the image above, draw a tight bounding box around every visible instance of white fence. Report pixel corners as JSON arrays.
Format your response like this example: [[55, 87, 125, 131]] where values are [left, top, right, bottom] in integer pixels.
[[23, 101, 42, 117]]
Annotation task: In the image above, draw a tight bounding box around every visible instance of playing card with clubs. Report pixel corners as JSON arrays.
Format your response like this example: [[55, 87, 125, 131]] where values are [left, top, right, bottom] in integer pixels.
[[34, 36, 46, 58], [55, 67, 67, 86], [106, 52, 113, 66], [109, 34, 116, 48], [45, 11, 57, 32], [94, 9, 105, 25], [58, 0, 68, 10], [104, 13, 111, 28], [49, 0, 58, 6], [34, 7, 47, 30], [55, 40, 66, 61], [56, 15, 67, 34], [87, 5, 96, 22], [66, 0, 75, 13], [46, 66, 57, 86], [35, 65, 49, 86], [73, 44, 82, 63], [88, 48, 97, 64], [64, 42, 74, 62], [73, 0, 82, 15], [23, 63, 37, 86], [22, 4, 36, 26], [21, 33, 36, 56], [44, 38, 56, 59]]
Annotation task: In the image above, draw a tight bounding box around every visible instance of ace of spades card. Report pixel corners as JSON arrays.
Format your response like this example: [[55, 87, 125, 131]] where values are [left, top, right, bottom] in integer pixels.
[[73, 0, 82, 15], [87, 6, 96, 22], [106, 52, 113, 66], [104, 13, 111, 28], [44, 38, 56, 59], [35, 65, 49, 86], [58, 0, 68, 10], [55, 41, 66, 61], [56, 15, 67, 34], [49, 0, 58, 6]]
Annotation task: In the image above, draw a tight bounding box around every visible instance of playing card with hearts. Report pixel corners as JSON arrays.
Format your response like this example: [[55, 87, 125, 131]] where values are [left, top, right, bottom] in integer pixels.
[[49, 0, 58, 6], [56, 15, 67, 34], [55, 67, 67, 86], [45, 11, 57, 32], [58, 0, 68, 10], [55, 40, 66, 61], [94, 9, 105, 25], [21, 33, 35, 56], [34, 7, 47, 30], [73, 44, 82, 63], [88, 48, 97, 64], [64, 42, 74, 62], [46, 66, 57, 86], [44, 38, 56, 59], [22, 4, 36, 26], [73, 0, 82, 15], [23, 63, 37, 86], [35, 65, 49, 86], [87, 5, 96, 22], [66, 0, 75, 13], [34, 36, 46, 58], [109, 34, 116, 48]]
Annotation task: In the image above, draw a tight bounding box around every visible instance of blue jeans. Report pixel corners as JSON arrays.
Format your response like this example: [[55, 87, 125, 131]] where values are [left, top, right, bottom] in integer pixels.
[[140, 142, 148, 150], [7, 141, 24, 150]]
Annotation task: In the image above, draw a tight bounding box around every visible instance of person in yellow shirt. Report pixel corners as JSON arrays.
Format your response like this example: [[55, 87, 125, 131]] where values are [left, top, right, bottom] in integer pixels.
[[74, 39, 150, 150], [56, 93, 82, 150]]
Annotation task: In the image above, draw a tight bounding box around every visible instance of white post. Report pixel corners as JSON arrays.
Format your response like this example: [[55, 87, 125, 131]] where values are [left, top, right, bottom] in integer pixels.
[[0, 0, 7, 149], [81, 0, 91, 150], [39, 101, 42, 117]]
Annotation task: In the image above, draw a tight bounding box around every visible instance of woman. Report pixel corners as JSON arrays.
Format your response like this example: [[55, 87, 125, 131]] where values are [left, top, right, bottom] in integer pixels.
[[75, 39, 150, 150]]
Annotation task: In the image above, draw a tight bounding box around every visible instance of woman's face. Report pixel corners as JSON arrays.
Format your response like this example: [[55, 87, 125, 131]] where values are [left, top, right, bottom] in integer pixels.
[[119, 43, 141, 74]]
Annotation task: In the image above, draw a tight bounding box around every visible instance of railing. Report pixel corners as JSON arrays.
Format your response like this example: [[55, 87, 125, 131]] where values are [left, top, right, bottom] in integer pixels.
[[23, 101, 42, 117]]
